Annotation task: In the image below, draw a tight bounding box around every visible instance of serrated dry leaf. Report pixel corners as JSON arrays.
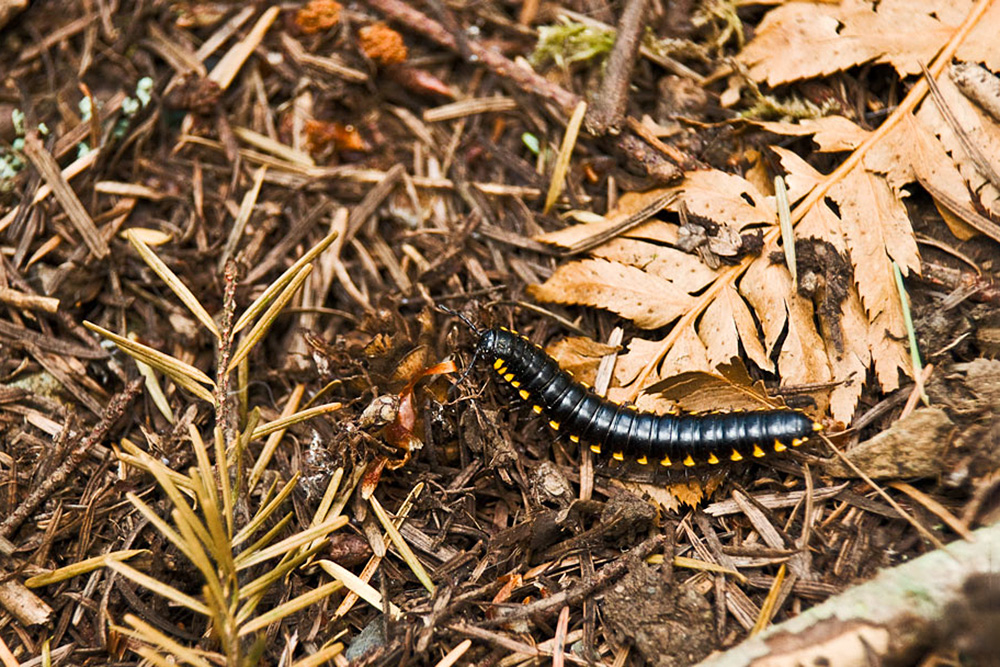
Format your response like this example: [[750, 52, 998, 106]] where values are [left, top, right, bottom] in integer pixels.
[[741, 254, 832, 396], [612, 337, 667, 390], [659, 323, 712, 380], [757, 117, 871, 154], [663, 169, 775, 231], [914, 72, 1000, 217], [590, 237, 717, 290], [546, 336, 619, 381], [537, 188, 679, 249], [645, 368, 774, 413], [699, 283, 772, 372], [830, 166, 919, 316], [738, 0, 970, 87], [529, 258, 697, 329]]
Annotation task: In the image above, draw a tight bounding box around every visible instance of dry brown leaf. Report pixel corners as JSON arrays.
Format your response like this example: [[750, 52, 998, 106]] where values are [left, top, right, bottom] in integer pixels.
[[738, 0, 970, 87], [699, 283, 772, 372], [590, 237, 717, 291], [545, 336, 619, 382], [645, 368, 774, 414], [757, 117, 871, 154], [914, 72, 1000, 217], [528, 258, 697, 329], [659, 323, 713, 380], [536, 188, 679, 249], [663, 169, 775, 231], [741, 254, 832, 397], [612, 337, 667, 390], [831, 166, 918, 313], [953, 1, 1000, 72]]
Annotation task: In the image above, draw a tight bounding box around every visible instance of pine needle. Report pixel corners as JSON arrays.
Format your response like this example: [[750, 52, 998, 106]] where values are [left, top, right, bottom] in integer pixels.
[[228, 264, 313, 372], [233, 230, 339, 334], [126, 229, 222, 339], [84, 322, 216, 404]]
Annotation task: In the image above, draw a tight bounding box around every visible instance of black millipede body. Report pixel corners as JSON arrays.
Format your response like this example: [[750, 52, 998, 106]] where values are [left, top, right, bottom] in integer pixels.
[[474, 327, 821, 468]]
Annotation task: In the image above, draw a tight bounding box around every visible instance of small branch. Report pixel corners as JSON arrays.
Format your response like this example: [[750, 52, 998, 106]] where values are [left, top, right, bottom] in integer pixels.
[[585, 0, 650, 135], [0, 378, 143, 540], [361, 0, 681, 185], [362, 0, 578, 117]]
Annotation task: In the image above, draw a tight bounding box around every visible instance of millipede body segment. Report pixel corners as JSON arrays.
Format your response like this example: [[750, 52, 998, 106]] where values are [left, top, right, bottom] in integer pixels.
[[476, 327, 821, 468]]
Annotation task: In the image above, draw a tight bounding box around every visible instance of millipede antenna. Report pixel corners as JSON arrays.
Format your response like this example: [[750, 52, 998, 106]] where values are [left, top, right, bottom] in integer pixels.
[[437, 304, 485, 384], [436, 304, 483, 337]]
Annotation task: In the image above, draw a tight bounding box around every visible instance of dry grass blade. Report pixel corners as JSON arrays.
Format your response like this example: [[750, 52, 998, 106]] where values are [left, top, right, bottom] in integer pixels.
[[207, 6, 279, 90], [25, 550, 145, 587], [126, 229, 221, 339], [544, 100, 587, 214], [670, 555, 748, 584], [318, 559, 402, 618], [821, 435, 946, 550], [234, 230, 339, 334], [115, 616, 216, 667], [228, 264, 313, 372], [750, 563, 786, 636], [334, 481, 422, 617], [233, 127, 315, 167], [290, 642, 345, 667], [893, 261, 926, 405], [889, 482, 975, 541], [237, 581, 343, 637], [369, 494, 435, 593], [434, 640, 472, 667], [249, 402, 343, 441], [0, 637, 15, 667], [106, 560, 211, 616], [234, 515, 348, 570], [84, 322, 216, 403], [424, 97, 518, 122]]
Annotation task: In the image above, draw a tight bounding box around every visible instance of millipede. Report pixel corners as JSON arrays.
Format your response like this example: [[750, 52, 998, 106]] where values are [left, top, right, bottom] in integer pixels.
[[450, 317, 822, 468]]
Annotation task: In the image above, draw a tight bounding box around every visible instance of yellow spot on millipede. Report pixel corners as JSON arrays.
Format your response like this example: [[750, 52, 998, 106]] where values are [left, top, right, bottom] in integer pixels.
[[636, 456, 648, 465], [504, 373, 515, 382], [511, 380, 521, 388], [590, 444, 602, 454], [730, 449, 743, 462], [683, 455, 695, 467], [813, 422, 824, 432], [707, 453, 719, 465], [532, 405, 543, 414], [494, 358, 505, 369], [519, 389, 530, 400], [569, 435, 579, 443], [612, 451, 624, 461], [752, 444, 765, 458], [660, 455, 672, 466], [774, 440, 787, 452], [549, 420, 560, 430], [792, 438, 804, 447]]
